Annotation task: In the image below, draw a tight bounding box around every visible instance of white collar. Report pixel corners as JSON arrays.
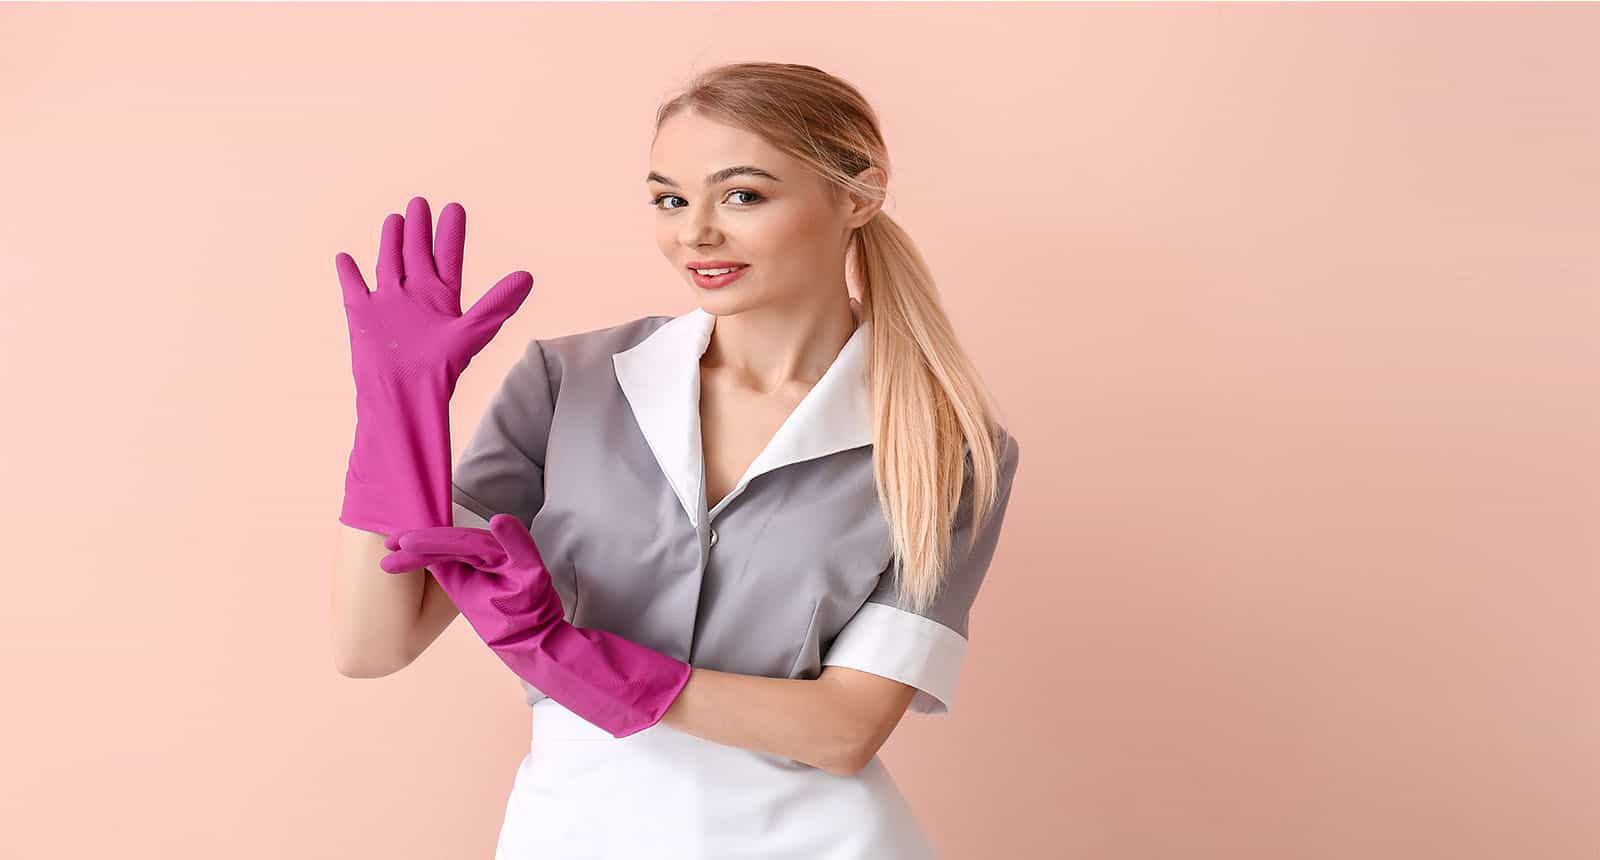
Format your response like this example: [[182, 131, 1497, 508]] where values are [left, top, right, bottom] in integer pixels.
[[612, 301, 872, 527]]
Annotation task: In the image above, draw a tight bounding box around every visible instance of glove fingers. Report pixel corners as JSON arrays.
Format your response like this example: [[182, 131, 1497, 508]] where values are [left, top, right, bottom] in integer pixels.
[[376, 212, 404, 291], [489, 513, 546, 569], [380, 547, 431, 573], [335, 252, 371, 309], [405, 545, 503, 570], [459, 271, 533, 355], [383, 546, 502, 574], [402, 196, 442, 289], [434, 202, 466, 287], [395, 525, 495, 556]]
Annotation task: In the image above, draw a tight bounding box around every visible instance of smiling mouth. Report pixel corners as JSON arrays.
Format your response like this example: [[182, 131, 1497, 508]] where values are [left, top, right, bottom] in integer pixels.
[[688, 265, 751, 289]]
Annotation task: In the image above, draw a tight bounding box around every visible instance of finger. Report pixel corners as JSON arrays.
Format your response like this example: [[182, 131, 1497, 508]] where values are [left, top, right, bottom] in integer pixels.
[[377, 212, 404, 291], [384, 548, 489, 573], [459, 271, 534, 355], [380, 547, 431, 573], [335, 253, 370, 308], [394, 524, 491, 544], [487, 513, 526, 540], [384, 532, 402, 552], [402, 196, 440, 287], [434, 202, 466, 287], [395, 531, 494, 558], [489, 513, 546, 569], [397, 528, 503, 564]]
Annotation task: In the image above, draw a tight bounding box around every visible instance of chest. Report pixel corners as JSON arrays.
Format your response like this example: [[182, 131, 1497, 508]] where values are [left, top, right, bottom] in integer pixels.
[[697, 366, 810, 512], [527, 355, 892, 684]]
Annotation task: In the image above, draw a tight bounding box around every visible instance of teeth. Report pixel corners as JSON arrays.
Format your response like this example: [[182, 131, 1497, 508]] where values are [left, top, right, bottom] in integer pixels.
[[694, 266, 742, 276]]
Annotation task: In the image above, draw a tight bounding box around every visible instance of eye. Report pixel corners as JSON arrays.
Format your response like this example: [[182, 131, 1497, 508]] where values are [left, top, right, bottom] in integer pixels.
[[648, 189, 765, 210]]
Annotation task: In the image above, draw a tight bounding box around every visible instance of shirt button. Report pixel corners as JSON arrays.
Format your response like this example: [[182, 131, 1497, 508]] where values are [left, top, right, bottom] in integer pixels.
[[708, 528, 719, 547]]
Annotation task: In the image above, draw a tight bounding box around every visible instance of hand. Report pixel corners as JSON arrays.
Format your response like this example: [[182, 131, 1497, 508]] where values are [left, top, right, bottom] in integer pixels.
[[380, 514, 692, 738], [335, 196, 534, 536], [381, 513, 566, 635], [336, 196, 533, 392]]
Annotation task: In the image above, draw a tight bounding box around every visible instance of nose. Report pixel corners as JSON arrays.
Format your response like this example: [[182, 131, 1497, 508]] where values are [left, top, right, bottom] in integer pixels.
[[678, 203, 721, 248]]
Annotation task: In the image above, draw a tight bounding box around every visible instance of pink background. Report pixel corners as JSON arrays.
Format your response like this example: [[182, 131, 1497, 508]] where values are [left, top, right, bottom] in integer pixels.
[[3, 3, 1596, 858]]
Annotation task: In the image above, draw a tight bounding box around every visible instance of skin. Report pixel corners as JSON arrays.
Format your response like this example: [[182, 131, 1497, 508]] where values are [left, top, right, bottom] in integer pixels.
[[647, 107, 881, 397], [644, 108, 919, 775]]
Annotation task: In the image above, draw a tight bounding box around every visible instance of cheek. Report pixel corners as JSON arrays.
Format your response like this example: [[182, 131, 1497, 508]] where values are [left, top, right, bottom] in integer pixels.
[[744, 208, 827, 259], [654, 227, 679, 260]]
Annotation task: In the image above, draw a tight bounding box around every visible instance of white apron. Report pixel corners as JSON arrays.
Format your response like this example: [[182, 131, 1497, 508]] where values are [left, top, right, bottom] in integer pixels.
[[493, 698, 939, 859]]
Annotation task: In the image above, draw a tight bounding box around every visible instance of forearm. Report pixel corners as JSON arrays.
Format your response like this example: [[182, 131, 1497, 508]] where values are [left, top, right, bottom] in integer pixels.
[[331, 522, 426, 676], [341, 380, 457, 537], [333, 384, 454, 676], [657, 667, 865, 775]]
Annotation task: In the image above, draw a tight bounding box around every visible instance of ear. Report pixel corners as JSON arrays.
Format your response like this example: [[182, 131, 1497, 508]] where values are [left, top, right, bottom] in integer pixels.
[[840, 166, 887, 229]]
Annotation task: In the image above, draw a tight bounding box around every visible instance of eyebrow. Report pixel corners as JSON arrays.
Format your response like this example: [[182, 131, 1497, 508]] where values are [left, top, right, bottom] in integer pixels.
[[646, 165, 783, 187]]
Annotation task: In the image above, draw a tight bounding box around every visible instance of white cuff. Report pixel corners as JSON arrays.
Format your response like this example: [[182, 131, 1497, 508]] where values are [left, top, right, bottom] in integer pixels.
[[820, 602, 968, 715]]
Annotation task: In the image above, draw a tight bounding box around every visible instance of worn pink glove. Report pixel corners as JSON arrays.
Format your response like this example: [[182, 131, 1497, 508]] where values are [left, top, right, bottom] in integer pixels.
[[336, 196, 533, 537], [380, 514, 693, 739]]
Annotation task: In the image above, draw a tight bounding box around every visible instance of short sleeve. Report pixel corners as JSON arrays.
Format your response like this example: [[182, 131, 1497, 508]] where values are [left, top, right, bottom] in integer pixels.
[[821, 431, 1020, 715], [449, 338, 558, 532]]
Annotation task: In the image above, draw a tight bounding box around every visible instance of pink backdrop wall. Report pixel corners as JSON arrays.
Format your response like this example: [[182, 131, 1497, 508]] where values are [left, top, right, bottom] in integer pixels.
[[2, 3, 1595, 858]]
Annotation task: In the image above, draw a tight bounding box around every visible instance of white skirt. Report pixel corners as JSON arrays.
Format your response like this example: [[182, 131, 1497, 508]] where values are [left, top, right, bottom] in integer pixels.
[[493, 698, 939, 859]]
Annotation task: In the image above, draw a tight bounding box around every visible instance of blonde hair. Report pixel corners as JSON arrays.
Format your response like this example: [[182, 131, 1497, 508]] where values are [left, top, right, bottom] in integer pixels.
[[654, 62, 1014, 615]]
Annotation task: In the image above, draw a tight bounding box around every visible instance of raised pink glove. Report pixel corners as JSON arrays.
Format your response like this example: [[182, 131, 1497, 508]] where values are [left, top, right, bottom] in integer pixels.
[[335, 196, 533, 537], [380, 514, 693, 738]]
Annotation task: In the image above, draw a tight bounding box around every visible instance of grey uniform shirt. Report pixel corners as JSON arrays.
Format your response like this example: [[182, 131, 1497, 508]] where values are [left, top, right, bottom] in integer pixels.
[[448, 305, 1020, 716]]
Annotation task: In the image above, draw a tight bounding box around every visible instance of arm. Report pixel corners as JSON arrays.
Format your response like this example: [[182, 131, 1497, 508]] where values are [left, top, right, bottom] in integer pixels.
[[658, 665, 917, 777], [396, 339, 558, 669], [333, 503, 477, 677], [659, 433, 1022, 773], [331, 522, 428, 677], [336, 336, 551, 678], [330, 197, 532, 677], [403, 562, 463, 664]]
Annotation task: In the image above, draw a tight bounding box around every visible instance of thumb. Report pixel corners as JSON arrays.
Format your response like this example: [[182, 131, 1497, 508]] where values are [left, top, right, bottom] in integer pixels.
[[488, 513, 545, 569], [335, 252, 371, 310], [459, 271, 534, 355]]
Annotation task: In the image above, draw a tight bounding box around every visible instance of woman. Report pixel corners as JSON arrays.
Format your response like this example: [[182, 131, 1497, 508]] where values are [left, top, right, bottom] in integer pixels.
[[332, 62, 1021, 858]]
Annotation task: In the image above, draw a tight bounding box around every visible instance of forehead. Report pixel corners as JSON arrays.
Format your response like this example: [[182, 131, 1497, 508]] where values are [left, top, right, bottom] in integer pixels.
[[649, 110, 793, 177]]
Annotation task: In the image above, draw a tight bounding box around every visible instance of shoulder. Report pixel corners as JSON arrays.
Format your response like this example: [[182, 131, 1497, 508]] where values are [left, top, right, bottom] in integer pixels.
[[962, 424, 1021, 487], [536, 314, 673, 371], [997, 426, 1020, 475]]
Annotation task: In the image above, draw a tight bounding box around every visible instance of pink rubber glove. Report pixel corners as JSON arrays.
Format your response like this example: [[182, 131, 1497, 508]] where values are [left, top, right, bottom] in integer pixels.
[[380, 514, 693, 739], [335, 196, 533, 537]]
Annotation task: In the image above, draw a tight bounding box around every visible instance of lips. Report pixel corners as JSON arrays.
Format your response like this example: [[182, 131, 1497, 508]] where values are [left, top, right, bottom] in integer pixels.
[[689, 264, 751, 289]]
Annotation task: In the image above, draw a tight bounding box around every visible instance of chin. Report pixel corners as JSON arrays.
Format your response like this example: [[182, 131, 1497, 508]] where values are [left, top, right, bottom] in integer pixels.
[[693, 290, 754, 314]]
